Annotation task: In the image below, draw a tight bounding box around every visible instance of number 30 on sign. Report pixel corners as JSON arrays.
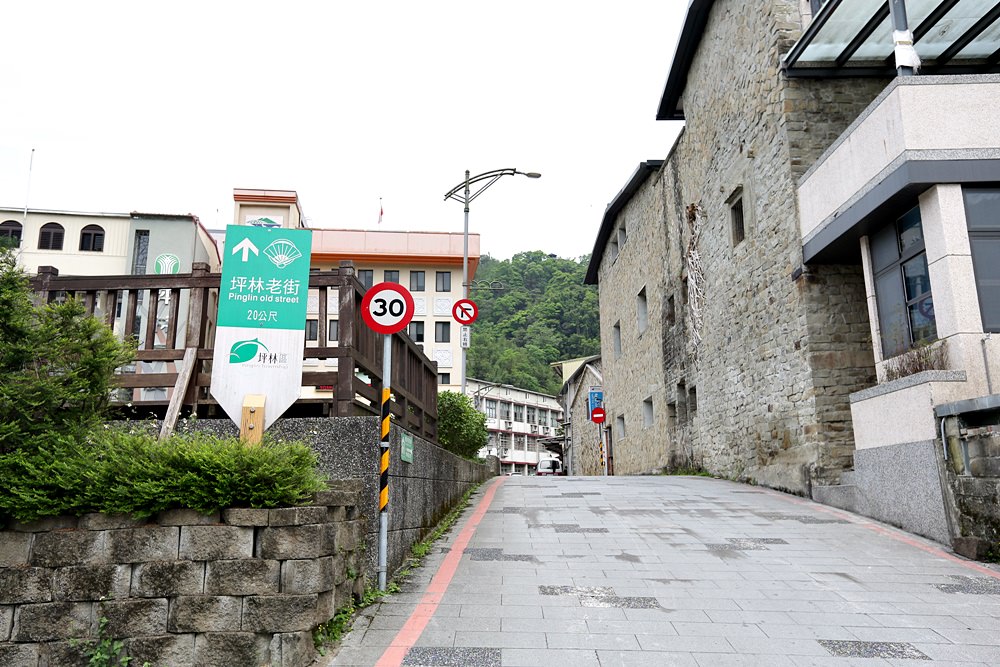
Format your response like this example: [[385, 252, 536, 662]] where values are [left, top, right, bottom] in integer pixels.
[[361, 282, 416, 334]]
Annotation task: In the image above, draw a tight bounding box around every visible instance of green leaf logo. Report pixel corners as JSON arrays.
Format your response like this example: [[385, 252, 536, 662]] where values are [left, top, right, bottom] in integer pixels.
[[230, 338, 268, 364]]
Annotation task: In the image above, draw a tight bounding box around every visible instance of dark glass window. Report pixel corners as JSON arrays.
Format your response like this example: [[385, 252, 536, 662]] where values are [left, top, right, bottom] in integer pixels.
[[438, 373, 451, 384], [436, 271, 451, 292], [79, 224, 105, 252], [871, 206, 936, 357], [384, 270, 399, 283], [963, 188, 1000, 332], [358, 270, 374, 289], [328, 319, 339, 342], [408, 321, 424, 343], [410, 271, 425, 292], [435, 321, 450, 343], [132, 230, 150, 274], [0, 220, 22, 246], [305, 319, 318, 341], [38, 222, 64, 250]]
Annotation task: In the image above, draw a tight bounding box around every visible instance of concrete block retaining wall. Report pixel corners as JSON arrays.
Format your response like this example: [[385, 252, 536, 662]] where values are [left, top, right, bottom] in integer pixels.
[[0, 481, 365, 667]]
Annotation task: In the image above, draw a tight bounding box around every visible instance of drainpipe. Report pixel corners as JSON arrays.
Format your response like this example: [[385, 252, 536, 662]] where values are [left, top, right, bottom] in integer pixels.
[[982, 334, 994, 395]]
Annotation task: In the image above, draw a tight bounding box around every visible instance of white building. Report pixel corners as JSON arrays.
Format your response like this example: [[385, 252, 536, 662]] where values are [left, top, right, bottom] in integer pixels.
[[467, 377, 563, 475]]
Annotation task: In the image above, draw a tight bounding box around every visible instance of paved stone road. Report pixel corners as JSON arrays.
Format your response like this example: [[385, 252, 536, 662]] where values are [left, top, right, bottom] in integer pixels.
[[320, 475, 1000, 666]]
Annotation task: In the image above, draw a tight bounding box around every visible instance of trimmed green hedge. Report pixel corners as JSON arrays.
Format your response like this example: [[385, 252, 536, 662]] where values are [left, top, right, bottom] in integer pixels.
[[0, 430, 327, 523]]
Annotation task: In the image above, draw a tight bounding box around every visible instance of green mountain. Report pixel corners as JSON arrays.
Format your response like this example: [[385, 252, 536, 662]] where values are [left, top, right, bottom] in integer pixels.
[[466, 251, 600, 395]]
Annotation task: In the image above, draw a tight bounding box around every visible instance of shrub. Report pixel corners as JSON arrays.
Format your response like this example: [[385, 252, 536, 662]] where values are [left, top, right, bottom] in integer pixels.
[[0, 430, 327, 523], [436, 391, 488, 459], [0, 248, 135, 454]]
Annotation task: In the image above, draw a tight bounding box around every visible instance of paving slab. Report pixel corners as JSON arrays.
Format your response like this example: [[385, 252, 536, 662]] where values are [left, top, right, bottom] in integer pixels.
[[314, 476, 1000, 666]]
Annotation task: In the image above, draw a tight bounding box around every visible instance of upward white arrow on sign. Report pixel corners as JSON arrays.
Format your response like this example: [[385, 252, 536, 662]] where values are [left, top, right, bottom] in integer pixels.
[[232, 238, 259, 262]]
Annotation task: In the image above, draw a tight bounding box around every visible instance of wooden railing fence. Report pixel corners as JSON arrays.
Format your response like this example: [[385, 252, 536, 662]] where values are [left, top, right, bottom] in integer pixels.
[[29, 261, 438, 441]]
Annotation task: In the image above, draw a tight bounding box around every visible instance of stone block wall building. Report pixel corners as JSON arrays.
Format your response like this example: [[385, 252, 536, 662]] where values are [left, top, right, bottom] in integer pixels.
[[587, 0, 1000, 513]]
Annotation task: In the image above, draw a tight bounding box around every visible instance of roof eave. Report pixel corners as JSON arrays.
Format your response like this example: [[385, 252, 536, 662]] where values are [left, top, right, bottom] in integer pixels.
[[656, 0, 716, 121], [584, 160, 665, 284]]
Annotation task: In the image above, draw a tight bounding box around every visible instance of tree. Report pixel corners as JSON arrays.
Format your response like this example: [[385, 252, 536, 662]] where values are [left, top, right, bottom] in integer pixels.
[[0, 248, 135, 453], [436, 391, 488, 459], [467, 252, 600, 393]]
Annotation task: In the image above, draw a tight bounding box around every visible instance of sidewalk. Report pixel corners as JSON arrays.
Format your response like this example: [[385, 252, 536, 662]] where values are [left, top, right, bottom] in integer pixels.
[[318, 475, 1000, 666]]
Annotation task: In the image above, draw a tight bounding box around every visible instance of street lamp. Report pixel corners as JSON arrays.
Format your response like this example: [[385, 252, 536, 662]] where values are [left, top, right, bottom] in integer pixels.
[[444, 168, 541, 397]]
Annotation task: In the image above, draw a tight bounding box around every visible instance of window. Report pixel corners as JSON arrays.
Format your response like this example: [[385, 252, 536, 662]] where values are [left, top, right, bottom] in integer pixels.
[[643, 397, 654, 427], [610, 238, 620, 262], [38, 222, 64, 250], [328, 319, 339, 342], [79, 224, 105, 252], [616, 414, 626, 440], [637, 287, 648, 334], [618, 224, 627, 248], [871, 206, 936, 358], [612, 321, 622, 358], [963, 188, 1000, 332], [408, 321, 425, 342], [132, 230, 149, 274], [439, 372, 451, 384], [514, 404, 524, 422], [729, 188, 745, 246], [666, 295, 676, 326], [499, 402, 511, 419], [486, 399, 497, 419], [305, 319, 318, 341], [358, 270, 374, 289], [436, 271, 451, 292], [0, 220, 22, 246], [435, 321, 450, 342], [410, 271, 425, 292], [384, 270, 399, 283], [527, 407, 536, 424]]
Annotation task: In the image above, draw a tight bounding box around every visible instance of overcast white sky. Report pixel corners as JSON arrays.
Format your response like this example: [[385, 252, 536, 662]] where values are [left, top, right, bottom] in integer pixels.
[[0, 1, 686, 261]]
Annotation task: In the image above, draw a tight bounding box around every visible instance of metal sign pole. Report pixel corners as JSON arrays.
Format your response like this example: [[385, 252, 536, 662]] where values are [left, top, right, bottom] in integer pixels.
[[378, 333, 391, 591]]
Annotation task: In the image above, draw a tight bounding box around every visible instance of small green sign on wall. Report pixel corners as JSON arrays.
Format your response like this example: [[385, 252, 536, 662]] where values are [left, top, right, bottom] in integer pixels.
[[401, 432, 414, 463]]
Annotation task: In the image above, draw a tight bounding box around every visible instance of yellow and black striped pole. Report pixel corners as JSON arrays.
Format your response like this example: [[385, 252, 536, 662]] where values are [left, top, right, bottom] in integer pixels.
[[380, 387, 390, 512], [377, 336, 392, 591]]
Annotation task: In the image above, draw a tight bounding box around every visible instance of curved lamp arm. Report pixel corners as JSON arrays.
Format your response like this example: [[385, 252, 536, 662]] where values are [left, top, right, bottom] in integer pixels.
[[444, 168, 541, 209]]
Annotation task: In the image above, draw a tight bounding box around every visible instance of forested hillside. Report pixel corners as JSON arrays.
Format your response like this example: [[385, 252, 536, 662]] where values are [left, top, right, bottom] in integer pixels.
[[466, 252, 600, 395]]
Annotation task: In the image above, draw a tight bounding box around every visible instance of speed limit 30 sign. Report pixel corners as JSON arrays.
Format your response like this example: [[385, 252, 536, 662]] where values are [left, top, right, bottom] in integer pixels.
[[361, 283, 416, 334]]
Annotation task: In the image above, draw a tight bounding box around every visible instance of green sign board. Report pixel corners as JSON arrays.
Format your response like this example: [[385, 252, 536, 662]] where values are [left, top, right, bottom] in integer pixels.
[[217, 225, 312, 330], [401, 432, 414, 463]]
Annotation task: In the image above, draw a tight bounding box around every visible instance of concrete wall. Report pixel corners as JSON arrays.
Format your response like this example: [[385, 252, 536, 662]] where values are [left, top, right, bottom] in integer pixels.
[[0, 484, 365, 667], [814, 440, 952, 545], [799, 76, 1000, 240]]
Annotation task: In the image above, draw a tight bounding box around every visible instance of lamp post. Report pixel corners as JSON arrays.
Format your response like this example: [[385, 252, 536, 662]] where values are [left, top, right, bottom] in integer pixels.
[[444, 168, 541, 397]]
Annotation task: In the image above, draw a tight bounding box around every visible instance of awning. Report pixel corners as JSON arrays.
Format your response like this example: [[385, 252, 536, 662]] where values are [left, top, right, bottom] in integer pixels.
[[783, 0, 1000, 76]]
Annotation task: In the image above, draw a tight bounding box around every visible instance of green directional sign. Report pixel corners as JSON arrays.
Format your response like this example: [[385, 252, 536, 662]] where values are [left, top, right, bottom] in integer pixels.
[[401, 432, 414, 463], [211, 224, 313, 431], [217, 226, 312, 330]]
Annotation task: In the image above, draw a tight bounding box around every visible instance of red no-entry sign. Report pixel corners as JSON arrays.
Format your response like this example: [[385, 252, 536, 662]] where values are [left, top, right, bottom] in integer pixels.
[[591, 407, 606, 424]]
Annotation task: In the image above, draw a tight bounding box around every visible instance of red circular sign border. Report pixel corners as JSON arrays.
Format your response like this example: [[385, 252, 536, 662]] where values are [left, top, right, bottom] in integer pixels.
[[361, 282, 416, 335], [591, 407, 606, 424], [452, 298, 478, 325]]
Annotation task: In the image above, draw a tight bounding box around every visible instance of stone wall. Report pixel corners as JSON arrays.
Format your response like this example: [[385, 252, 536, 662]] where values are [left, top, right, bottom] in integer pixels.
[[0, 482, 365, 667], [596, 0, 885, 491], [946, 431, 1000, 559], [160, 417, 498, 581]]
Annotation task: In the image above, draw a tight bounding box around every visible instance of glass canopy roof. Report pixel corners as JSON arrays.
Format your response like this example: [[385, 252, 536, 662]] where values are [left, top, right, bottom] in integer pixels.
[[783, 0, 1000, 75]]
